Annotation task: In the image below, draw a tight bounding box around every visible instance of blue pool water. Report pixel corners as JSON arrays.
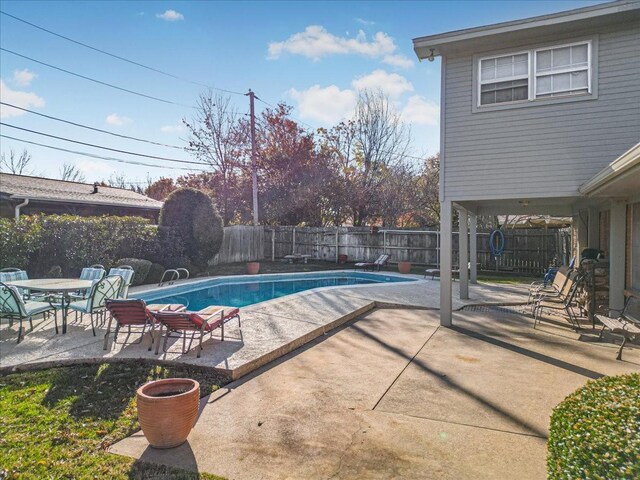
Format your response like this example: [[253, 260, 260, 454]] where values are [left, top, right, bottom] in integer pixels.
[[138, 271, 414, 310]]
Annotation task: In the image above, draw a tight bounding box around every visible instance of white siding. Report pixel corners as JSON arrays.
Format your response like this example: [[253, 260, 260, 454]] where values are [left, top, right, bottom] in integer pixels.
[[443, 24, 640, 201]]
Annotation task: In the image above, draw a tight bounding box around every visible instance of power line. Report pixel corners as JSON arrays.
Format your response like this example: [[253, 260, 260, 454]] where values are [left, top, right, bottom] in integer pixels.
[[1, 134, 210, 172], [0, 122, 210, 166], [0, 47, 195, 109], [0, 102, 185, 150], [0, 10, 246, 97]]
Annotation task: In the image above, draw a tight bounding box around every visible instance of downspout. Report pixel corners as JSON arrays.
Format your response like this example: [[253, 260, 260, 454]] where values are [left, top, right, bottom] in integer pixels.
[[14, 198, 29, 222]]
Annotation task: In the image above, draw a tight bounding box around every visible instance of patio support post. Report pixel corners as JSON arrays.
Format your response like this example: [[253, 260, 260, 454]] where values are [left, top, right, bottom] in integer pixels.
[[588, 207, 600, 248], [440, 200, 453, 326], [469, 212, 477, 284], [459, 208, 469, 299], [609, 200, 626, 311], [575, 212, 588, 267]]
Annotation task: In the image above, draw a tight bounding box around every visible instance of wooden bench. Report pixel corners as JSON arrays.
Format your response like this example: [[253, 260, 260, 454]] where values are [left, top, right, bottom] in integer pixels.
[[597, 293, 640, 360]]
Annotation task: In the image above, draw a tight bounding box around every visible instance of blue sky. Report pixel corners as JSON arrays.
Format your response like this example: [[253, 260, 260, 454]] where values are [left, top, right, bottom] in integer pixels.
[[0, 0, 604, 184]]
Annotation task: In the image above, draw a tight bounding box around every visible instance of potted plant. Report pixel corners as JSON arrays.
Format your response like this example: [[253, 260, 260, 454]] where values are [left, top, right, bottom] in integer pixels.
[[398, 261, 412, 274], [136, 378, 200, 449], [246, 262, 260, 274]]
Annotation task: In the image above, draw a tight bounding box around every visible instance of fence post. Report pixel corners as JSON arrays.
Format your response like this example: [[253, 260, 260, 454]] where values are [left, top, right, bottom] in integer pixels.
[[335, 227, 339, 264], [292, 227, 296, 254], [383, 230, 387, 255], [271, 228, 275, 261]]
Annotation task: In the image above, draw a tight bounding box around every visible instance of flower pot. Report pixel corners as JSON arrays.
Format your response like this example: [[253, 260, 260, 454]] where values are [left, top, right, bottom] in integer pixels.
[[247, 262, 260, 275], [136, 378, 200, 449], [398, 261, 412, 274]]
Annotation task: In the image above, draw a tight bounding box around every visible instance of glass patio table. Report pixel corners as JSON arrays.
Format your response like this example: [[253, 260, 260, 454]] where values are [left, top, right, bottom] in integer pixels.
[[8, 278, 94, 334]]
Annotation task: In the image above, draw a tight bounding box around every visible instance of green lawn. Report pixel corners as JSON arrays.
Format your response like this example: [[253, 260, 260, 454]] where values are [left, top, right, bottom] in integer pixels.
[[0, 362, 228, 480]]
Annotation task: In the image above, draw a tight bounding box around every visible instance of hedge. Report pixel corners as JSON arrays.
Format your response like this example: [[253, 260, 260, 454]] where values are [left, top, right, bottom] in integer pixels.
[[159, 188, 223, 270], [0, 215, 158, 278], [547, 373, 640, 480]]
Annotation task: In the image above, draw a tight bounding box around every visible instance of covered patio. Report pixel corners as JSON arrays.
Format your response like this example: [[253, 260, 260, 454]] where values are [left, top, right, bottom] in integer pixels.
[[439, 142, 640, 327]]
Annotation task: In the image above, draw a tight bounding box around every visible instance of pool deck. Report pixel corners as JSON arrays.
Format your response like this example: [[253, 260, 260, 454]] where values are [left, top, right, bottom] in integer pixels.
[[1, 271, 530, 379]]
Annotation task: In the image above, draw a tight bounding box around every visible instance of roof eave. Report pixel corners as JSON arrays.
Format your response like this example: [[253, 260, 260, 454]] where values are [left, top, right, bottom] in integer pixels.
[[579, 143, 640, 196], [3, 194, 162, 210], [413, 0, 640, 59]]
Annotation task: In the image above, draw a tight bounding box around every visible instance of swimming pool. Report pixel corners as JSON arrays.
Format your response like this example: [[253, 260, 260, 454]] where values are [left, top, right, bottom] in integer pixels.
[[138, 271, 415, 310]]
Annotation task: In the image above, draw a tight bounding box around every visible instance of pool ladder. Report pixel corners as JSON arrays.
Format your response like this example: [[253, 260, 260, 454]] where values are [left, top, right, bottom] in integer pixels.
[[158, 268, 189, 287]]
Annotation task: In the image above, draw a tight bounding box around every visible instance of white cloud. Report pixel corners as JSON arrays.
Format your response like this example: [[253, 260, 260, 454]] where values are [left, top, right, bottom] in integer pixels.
[[382, 54, 414, 69], [269, 26, 395, 61], [352, 70, 413, 98], [12, 69, 37, 87], [288, 85, 357, 124], [401, 95, 439, 126], [105, 113, 132, 126], [156, 9, 184, 21], [0, 79, 45, 118], [75, 159, 113, 176], [355, 18, 375, 26], [160, 123, 184, 133]]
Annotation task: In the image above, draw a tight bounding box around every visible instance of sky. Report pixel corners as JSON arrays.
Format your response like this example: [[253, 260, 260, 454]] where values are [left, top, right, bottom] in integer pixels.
[[0, 0, 605, 185]]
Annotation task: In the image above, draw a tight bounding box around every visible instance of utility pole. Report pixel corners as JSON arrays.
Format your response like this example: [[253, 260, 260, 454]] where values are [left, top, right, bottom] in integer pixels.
[[247, 89, 259, 226]]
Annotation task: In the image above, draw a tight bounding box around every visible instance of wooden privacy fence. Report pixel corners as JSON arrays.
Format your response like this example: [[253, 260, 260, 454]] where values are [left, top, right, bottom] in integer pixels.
[[211, 225, 264, 265], [263, 226, 571, 275]]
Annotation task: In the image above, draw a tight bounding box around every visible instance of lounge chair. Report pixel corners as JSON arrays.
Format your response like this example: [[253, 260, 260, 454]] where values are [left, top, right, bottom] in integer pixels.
[[355, 254, 390, 271], [533, 273, 584, 330], [196, 305, 241, 328], [153, 307, 233, 358], [527, 266, 571, 303], [68, 275, 123, 336], [597, 295, 640, 360], [424, 266, 461, 281], [103, 299, 185, 350], [0, 281, 57, 343]]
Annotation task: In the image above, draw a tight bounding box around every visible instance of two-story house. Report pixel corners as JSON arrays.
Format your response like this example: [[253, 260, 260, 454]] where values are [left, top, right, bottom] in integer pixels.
[[413, 0, 640, 326]]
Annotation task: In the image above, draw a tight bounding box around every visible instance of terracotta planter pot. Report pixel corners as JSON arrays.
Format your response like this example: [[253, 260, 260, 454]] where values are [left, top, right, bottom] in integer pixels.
[[247, 262, 260, 274], [136, 378, 200, 449], [398, 261, 412, 274]]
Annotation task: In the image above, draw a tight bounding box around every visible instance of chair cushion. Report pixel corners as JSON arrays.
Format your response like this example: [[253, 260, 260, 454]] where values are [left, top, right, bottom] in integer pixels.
[[68, 300, 91, 313], [109, 268, 134, 285], [23, 301, 54, 316], [80, 268, 105, 281]]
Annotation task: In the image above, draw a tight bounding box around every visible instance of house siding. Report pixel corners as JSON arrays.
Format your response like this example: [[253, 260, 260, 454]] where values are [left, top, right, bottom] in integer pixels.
[[443, 22, 640, 201]]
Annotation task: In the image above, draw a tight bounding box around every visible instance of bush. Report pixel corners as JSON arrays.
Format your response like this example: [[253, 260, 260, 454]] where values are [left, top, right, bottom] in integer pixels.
[[547, 373, 640, 480], [0, 215, 156, 277], [145, 262, 165, 285], [115, 258, 152, 286], [159, 188, 223, 270]]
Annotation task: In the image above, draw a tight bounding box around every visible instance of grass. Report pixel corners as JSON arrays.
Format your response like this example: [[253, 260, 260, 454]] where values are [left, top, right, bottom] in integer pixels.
[[0, 362, 229, 480]]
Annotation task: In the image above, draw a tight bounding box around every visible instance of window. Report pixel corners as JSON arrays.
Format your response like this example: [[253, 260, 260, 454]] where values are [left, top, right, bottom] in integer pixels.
[[479, 53, 529, 105], [535, 43, 590, 98], [476, 40, 592, 108]]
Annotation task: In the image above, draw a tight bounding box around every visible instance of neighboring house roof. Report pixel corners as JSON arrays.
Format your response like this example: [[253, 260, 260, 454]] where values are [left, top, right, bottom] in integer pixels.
[[579, 142, 640, 197], [0, 173, 163, 210], [413, 0, 640, 59]]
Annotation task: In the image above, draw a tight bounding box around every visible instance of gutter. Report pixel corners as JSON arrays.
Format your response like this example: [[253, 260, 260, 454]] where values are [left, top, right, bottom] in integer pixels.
[[579, 142, 640, 196], [14, 198, 29, 221], [7, 195, 162, 210]]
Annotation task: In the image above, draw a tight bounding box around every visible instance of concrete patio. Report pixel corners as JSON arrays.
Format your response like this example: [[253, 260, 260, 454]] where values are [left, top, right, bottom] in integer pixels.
[[0, 276, 530, 379], [111, 306, 639, 479]]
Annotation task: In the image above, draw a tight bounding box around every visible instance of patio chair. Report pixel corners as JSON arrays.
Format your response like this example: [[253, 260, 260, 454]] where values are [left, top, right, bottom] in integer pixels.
[[71, 266, 107, 300], [597, 295, 640, 360], [153, 309, 227, 358], [0, 282, 57, 343], [68, 275, 123, 336], [0, 268, 30, 298], [527, 266, 570, 303], [103, 299, 185, 350], [531, 270, 578, 314], [355, 254, 390, 271], [108, 266, 135, 298], [533, 273, 585, 330]]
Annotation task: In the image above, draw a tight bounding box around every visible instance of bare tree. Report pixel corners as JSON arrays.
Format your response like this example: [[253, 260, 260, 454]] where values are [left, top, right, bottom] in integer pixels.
[[59, 163, 86, 182], [184, 91, 247, 225], [0, 149, 33, 175]]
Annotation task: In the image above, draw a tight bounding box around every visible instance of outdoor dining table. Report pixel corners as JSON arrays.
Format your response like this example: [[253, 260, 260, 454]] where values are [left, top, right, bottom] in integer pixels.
[[8, 278, 94, 334]]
